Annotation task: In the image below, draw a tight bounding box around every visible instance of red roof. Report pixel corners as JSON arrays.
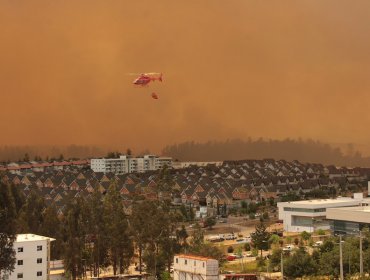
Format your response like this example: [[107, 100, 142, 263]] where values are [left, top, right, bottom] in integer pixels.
[[53, 161, 71, 166], [7, 166, 20, 170], [72, 160, 88, 165]]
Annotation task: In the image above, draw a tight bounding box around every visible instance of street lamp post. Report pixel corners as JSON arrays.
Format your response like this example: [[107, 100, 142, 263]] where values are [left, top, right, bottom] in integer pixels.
[[280, 251, 284, 280], [359, 230, 363, 276], [339, 235, 344, 280]]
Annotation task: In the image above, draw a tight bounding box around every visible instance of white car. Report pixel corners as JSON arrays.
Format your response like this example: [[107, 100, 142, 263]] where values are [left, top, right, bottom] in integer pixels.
[[225, 234, 236, 240], [313, 241, 323, 247], [283, 244, 294, 251]]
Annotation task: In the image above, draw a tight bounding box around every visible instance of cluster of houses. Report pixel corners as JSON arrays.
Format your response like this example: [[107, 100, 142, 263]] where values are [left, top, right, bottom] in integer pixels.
[[1, 159, 370, 216], [0, 160, 89, 173]]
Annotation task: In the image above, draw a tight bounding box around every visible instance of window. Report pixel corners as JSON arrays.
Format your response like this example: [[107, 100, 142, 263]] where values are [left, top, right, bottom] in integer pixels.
[[194, 261, 196, 266], [37, 258, 42, 264], [17, 260, 23, 265], [17, 273, 23, 279], [283, 207, 326, 213], [185, 260, 187, 265], [37, 245, 42, 251], [18, 247, 23, 253], [176, 258, 178, 263], [37, 271, 42, 276], [203, 262, 205, 268]]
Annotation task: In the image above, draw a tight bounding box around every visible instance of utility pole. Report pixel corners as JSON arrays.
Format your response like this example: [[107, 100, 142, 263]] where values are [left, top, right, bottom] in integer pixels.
[[339, 235, 344, 280], [360, 230, 363, 276], [280, 251, 284, 280]]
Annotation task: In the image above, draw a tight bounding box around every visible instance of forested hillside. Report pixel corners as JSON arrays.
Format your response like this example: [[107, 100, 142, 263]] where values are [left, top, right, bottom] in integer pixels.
[[162, 139, 370, 167]]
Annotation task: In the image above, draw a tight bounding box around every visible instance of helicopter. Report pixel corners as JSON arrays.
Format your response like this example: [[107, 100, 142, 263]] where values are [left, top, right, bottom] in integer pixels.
[[132, 73, 162, 87]]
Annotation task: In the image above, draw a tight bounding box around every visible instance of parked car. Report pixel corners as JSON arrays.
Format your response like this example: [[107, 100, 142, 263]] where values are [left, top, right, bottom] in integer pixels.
[[207, 235, 224, 242], [283, 244, 294, 251], [225, 234, 236, 240], [313, 241, 323, 247], [227, 255, 237, 261]]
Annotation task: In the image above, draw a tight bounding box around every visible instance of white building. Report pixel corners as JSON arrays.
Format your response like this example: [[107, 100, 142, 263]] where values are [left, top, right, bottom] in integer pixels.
[[90, 157, 128, 174], [277, 195, 365, 233], [90, 155, 172, 174], [155, 157, 173, 170], [5, 234, 55, 280], [173, 255, 219, 280], [327, 205, 370, 235]]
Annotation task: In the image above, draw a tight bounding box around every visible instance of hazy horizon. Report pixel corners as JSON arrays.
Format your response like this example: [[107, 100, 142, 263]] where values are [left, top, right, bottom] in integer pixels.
[[0, 138, 369, 166], [1, 1, 370, 155]]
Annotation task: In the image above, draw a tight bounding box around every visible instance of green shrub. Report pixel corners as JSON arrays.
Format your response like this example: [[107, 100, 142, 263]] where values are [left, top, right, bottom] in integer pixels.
[[252, 248, 259, 257]]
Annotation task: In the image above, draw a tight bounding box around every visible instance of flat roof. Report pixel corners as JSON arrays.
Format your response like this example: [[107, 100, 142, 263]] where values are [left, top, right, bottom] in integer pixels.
[[16, 234, 55, 243], [329, 206, 370, 212], [279, 197, 361, 207], [326, 206, 370, 223], [175, 254, 215, 261]]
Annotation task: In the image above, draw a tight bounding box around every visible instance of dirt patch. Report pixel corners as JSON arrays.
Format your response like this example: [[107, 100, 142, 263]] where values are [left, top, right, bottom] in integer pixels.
[[205, 226, 241, 235], [239, 218, 278, 227]]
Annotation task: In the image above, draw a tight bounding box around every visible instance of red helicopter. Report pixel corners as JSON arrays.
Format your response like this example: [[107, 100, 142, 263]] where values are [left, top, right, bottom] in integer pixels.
[[132, 73, 162, 86]]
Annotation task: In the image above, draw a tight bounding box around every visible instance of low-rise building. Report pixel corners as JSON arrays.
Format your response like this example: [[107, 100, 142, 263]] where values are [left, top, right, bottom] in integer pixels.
[[278, 195, 365, 233], [91, 155, 172, 174], [173, 255, 219, 280], [327, 206, 370, 235], [5, 234, 55, 280]]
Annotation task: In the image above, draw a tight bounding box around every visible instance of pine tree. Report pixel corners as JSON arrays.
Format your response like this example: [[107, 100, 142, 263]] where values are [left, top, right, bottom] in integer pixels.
[[251, 221, 270, 257], [0, 182, 17, 279], [17, 190, 46, 233], [62, 198, 87, 280], [130, 201, 158, 274], [40, 204, 63, 259], [85, 190, 108, 277], [103, 183, 133, 275]]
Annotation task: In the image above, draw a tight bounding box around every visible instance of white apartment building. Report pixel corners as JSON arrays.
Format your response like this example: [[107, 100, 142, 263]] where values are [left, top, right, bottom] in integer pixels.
[[90, 155, 172, 174], [277, 194, 365, 233], [173, 255, 219, 280], [5, 234, 55, 280], [90, 157, 128, 174], [155, 157, 173, 170]]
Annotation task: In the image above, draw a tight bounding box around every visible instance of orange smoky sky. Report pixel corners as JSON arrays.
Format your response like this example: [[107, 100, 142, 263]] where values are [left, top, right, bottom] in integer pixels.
[[1, 0, 370, 154]]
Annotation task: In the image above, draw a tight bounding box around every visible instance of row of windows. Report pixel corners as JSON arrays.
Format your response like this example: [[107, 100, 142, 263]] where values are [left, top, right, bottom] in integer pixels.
[[175, 258, 205, 267], [17, 271, 42, 278], [17, 258, 42, 265], [17, 245, 42, 252], [283, 207, 326, 213]]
